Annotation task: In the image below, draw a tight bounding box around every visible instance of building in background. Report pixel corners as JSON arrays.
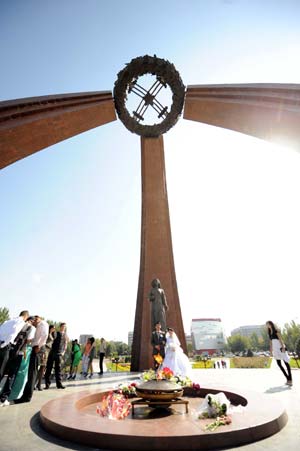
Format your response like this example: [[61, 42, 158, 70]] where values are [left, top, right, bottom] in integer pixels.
[[128, 331, 133, 349], [191, 318, 226, 355], [231, 325, 264, 338]]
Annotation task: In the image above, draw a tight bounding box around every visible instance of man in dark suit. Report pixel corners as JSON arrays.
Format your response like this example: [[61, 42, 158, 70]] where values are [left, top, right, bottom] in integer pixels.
[[151, 321, 166, 369], [45, 323, 68, 389]]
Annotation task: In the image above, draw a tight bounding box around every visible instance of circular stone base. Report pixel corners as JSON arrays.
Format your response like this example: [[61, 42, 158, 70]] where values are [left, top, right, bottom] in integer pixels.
[[40, 387, 287, 450]]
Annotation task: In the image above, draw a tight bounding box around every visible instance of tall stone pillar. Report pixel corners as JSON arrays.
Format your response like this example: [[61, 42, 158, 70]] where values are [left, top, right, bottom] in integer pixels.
[[131, 135, 186, 371]]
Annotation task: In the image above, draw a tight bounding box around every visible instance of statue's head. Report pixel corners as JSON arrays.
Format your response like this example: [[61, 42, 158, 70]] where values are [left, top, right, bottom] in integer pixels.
[[151, 278, 161, 288]]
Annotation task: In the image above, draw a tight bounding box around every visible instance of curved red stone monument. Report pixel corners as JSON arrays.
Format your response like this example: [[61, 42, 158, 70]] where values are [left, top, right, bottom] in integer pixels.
[[184, 83, 300, 151], [2, 57, 300, 371], [0, 91, 116, 169], [40, 386, 287, 450]]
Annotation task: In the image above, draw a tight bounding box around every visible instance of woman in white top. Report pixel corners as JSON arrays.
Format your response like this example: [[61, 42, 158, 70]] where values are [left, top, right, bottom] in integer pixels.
[[266, 320, 292, 386], [162, 327, 191, 377]]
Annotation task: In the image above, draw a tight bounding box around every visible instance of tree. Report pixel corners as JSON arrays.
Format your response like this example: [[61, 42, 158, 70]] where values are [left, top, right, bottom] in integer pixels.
[[106, 341, 116, 357], [187, 343, 193, 356], [249, 332, 260, 351], [223, 342, 231, 353], [258, 328, 270, 351], [227, 334, 249, 354], [104, 341, 129, 358], [0, 307, 10, 324], [282, 320, 300, 351], [294, 336, 300, 367], [115, 341, 129, 356]]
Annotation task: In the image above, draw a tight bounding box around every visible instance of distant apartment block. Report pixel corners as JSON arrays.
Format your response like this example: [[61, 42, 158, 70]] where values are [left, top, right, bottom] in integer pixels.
[[128, 331, 133, 348], [231, 325, 264, 338]]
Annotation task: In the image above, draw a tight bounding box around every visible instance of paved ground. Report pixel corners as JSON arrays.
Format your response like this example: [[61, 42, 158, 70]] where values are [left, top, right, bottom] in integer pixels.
[[0, 364, 299, 451]]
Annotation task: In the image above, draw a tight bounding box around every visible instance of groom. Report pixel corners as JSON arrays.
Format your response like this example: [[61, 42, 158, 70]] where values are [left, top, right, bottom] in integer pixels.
[[151, 321, 166, 370]]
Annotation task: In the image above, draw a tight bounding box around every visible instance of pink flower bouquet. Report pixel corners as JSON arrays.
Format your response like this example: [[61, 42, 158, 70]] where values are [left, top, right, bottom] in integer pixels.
[[96, 391, 132, 420]]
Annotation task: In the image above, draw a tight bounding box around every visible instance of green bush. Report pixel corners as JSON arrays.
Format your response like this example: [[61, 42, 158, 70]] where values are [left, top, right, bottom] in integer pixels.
[[230, 357, 271, 368], [289, 358, 300, 368]]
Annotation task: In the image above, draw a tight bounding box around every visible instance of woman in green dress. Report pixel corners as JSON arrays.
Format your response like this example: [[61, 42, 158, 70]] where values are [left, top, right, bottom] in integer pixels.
[[68, 339, 82, 380], [8, 318, 36, 401]]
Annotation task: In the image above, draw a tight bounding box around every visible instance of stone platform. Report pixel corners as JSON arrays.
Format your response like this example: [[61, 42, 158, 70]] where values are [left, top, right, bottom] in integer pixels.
[[0, 368, 298, 451], [40, 386, 287, 450]]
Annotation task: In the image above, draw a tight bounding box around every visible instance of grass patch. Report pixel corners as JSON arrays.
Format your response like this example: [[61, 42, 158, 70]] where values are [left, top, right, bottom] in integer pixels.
[[289, 358, 300, 368], [230, 357, 271, 368], [106, 362, 131, 372], [192, 361, 214, 369]]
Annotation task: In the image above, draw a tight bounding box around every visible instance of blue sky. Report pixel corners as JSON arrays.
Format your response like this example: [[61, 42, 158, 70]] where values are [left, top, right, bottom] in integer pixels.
[[1, 0, 300, 342]]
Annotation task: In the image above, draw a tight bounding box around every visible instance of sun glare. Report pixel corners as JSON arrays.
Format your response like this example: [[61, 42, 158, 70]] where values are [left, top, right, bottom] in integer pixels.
[[164, 120, 300, 336]]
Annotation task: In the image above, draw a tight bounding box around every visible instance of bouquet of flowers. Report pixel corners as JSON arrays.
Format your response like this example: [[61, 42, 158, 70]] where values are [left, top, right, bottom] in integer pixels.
[[204, 415, 232, 431], [141, 368, 156, 381], [182, 381, 200, 397], [156, 367, 174, 380], [117, 382, 137, 398], [198, 393, 232, 431], [173, 375, 193, 387], [141, 368, 194, 388], [141, 367, 175, 381], [96, 391, 132, 420], [199, 394, 227, 418]]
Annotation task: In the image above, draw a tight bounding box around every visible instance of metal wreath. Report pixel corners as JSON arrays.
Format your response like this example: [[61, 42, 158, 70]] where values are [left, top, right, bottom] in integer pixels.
[[113, 55, 185, 137]]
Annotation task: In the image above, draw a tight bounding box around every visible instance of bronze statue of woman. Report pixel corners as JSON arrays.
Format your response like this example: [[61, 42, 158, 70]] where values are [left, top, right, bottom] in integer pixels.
[[148, 278, 169, 331]]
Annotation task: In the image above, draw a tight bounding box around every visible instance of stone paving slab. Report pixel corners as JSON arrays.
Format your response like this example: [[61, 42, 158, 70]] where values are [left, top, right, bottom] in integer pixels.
[[0, 367, 298, 451]]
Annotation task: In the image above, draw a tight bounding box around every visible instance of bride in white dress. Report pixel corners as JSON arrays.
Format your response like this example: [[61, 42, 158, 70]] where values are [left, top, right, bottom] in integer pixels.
[[162, 328, 191, 377]]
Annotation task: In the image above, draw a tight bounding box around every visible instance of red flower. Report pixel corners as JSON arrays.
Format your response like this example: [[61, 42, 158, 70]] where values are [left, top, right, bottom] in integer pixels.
[[161, 367, 174, 379]]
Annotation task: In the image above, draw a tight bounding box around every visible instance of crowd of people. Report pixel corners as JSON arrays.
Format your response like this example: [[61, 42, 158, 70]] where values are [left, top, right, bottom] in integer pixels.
[[0, 311, 107, 407], [214, 360, 227, 369], [0, 311, 49, 406], [0, 311, 294, 408]]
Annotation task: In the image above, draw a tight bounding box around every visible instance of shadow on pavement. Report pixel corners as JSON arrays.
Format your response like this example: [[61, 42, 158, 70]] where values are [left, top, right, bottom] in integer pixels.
[[45, 373, 139, 390], [29, 412, 99, 450], [265, 385, 292, 394]]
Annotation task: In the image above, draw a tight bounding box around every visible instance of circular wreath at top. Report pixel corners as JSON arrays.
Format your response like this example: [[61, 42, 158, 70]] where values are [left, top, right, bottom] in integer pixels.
[[113, 55, 185, 137]]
